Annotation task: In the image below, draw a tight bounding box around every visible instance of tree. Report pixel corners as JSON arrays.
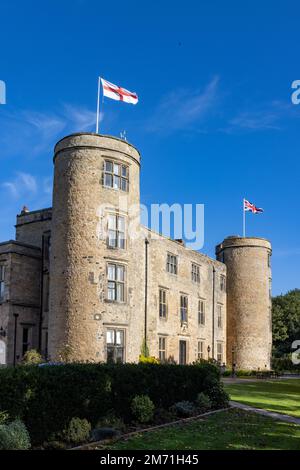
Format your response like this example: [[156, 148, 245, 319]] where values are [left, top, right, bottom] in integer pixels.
[[272, 289, 300, 356]]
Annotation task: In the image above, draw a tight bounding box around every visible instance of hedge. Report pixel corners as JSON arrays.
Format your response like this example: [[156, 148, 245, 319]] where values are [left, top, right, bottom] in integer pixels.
[[271, 356, 300, 372], [0, 362, 227, 444]]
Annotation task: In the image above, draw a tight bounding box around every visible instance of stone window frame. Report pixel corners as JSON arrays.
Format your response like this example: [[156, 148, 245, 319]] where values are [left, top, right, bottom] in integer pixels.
[[180, 294, 188, 324], [158, 335, 167, 362], [103, 159, 129, 192], [197, 339, 205, 360], [217, 303, 223, 329], [216, 341, 223, 363], [198, 298, 206, 326], [107, 212, 126, 250], [191, 262, 200, 284], [106, 328, 126, 363], [106, 262, 127, 303], [0, 265, 5, 302], [166, 253, 178, 275], [220, 274, 226, 292], [159, 287, 168, 320]]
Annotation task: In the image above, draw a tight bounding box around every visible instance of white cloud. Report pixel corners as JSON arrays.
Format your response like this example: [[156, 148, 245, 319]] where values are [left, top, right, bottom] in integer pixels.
[[1, 172, 37, 199], [146, 76, 220, 133]]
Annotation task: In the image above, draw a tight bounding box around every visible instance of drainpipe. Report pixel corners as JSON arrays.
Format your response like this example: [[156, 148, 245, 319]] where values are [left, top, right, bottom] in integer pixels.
[[212, 266, 216, 360], [144, 238, 149, 353], [38, 234, 45, 352], [13, 313, 19, 366]]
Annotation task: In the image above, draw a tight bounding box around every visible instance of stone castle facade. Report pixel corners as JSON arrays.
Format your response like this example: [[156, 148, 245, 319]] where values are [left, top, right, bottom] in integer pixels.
[[0, 133, 272, 369]]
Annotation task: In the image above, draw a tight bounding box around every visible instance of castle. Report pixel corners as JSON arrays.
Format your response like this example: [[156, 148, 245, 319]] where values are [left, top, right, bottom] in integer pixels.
[[0, 133, 272, 369]]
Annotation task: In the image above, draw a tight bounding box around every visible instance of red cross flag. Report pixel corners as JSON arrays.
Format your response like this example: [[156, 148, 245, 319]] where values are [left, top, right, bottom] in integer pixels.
[[100, 78, 138, 104]]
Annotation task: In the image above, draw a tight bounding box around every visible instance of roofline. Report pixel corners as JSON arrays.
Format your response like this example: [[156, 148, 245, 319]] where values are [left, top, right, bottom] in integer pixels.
[[17, 207, 52, 218], [54, 133, 140, 156], [0, 240, 41, 251]]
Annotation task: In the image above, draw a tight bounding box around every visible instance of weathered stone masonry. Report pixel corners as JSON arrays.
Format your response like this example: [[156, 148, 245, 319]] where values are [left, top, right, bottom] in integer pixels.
[[0, 133, 272, 369]]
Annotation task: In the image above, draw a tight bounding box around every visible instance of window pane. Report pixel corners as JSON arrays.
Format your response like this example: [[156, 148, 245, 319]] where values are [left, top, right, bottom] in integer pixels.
[[105, 174, 113, 187], [117, 283, 124, 301], [121, 178, 127, 191], [118, 233, 125, 249], [108, 215, 116, 229], [107, 347, 115, 363], [106, 330, 114, 344], [113, 175, 120, 189], [115, 348, 124, 363], [116, 330, 124, 345], [118, 216, 125, 232], [108, 283, 115, 300], [108, 264, 115, 280], [121, 165, 127, 177], [105, 161, 113, 172], [108, 230, 117, 247], [117, 266, 124, 281], [113, 163, 120, 175]]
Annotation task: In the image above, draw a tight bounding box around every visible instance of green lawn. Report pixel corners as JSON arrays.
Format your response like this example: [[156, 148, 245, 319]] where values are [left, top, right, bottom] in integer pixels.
[[224, 379, 300, 418], [100, 409, 300, 450]]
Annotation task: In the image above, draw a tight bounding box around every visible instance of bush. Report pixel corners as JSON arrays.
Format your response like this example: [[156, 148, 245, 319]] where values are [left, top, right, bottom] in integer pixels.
[[272, 356, 300, 372], [170, 401, 196, 417], [0, 362, 223, 444], [196, 392, 211, 412], [0, 419, 31, 450], [95, 413, 125, 431], [139, 355, 160, 364], [22, 349, 43, 365], [206, 381, 229, 408], [0, 411, 8, 425], [131, 395, 155, 423], [62, 417, 91, 444]]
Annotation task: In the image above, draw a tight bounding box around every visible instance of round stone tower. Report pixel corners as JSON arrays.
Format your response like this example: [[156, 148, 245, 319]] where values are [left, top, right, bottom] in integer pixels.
[[216, 236, 272, 370], [48, 133, 141, 361]]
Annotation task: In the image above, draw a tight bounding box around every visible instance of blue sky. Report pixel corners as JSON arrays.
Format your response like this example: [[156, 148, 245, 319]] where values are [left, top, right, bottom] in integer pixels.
[[1, 0, 300, 295]]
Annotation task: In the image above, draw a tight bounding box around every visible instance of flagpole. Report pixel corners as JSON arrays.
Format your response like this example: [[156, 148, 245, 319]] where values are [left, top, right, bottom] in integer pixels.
[[243, 198, 246, 237], [96, 77, 101, 134]]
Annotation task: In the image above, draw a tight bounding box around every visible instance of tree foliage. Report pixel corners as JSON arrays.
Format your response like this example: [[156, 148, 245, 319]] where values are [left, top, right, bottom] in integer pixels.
[[272, 289, 300, 356]]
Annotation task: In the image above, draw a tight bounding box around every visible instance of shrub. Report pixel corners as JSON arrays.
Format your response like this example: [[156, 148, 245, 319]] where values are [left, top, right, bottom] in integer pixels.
[[170, 401, 196, 417], [153, 407, 176, 425], [95, 413, 125, 431], [22, 349, 43, 365], [62, 417, 91, 444], [131, 395, 155, 423], [196, 392, 211, 412], [0, 362, 223, 444], [0, 411, 8, 425], [91, 427, 121, 442], [0, 419, 31, 450], [139, 355, 160, 364], [206, 381, 229, 408]]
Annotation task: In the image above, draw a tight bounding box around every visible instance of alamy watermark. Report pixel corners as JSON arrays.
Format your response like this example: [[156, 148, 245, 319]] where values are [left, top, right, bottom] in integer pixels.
[[0, 80, 6, 104], [96, 197, 205, 250], [291, 80, 300, 104], [291, 340, 300, 365]]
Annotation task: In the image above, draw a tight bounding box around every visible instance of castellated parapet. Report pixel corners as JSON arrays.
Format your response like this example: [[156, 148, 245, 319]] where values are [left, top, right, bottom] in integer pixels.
[[48, 133, 142, 361], [216, 236, 272, 370]]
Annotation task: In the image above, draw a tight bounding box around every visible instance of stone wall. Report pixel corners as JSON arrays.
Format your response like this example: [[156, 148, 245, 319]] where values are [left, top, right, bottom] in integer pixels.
[[216, 236, 272, 370], [0, 241, 41, 364]]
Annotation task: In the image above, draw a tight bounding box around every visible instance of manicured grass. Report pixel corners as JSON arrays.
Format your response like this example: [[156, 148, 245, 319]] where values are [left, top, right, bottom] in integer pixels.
[[224, 379, 300, 418], [100, 409, 300, 450]]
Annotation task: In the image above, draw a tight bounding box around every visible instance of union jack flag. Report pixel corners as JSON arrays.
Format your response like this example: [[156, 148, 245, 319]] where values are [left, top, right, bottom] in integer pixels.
[[244, 199, 264, 214]]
